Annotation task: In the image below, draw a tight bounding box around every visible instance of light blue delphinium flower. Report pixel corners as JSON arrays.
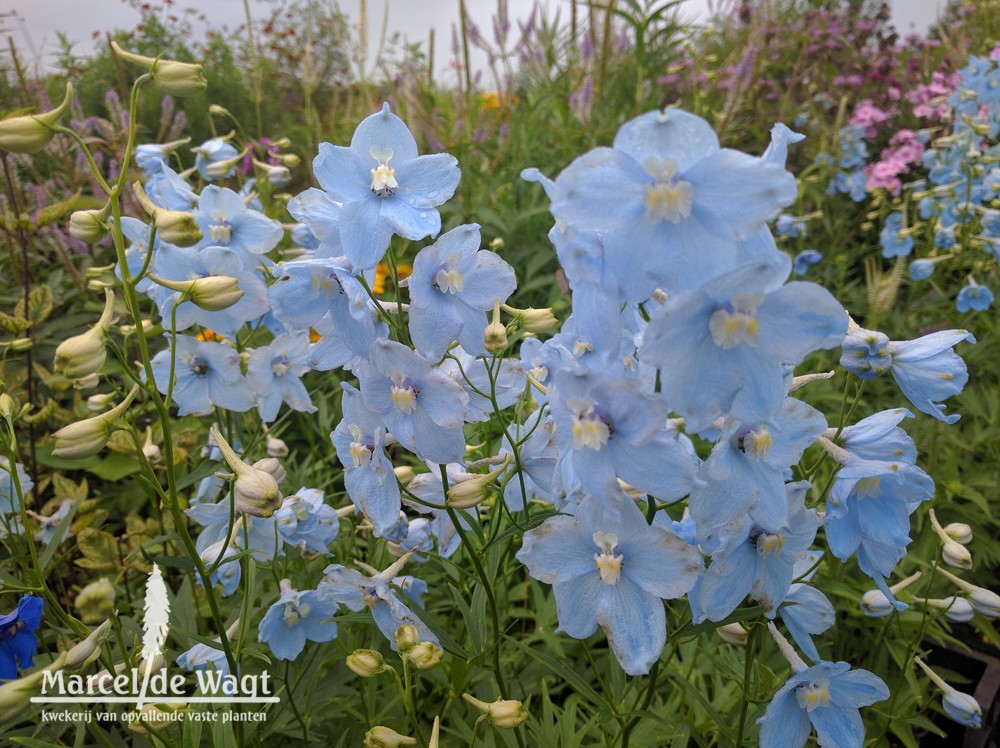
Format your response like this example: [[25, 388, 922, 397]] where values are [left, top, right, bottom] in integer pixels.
[[516, 492, 702, 675], [198, 539, 242, 596], [267, 258, 382, 356], [408, 223, 517, 360], [820, 409, 934, 605], [956, 281, 994, 312], [146, 243, 269, 339], [541, 108, 798, 301], [841, 322, 975, 423], [358, 339, 470, 464], [779, 583, 836, 663], [274, 488, 340, 554], [792, 249, 823, 275], [758, 623, 888, 748], [246, 333, 317, 423], [311, 103, 460, 271], [189, 500, 281, 564], [688, 398, 826, 552], [879, 212, 914, 258], [502, 417, 559, 511], [258, 580, 339, 661], [0, 458, 33, 515], [145, 164, 198, 211], [642, 255, 847, 432], [319, 552, 438, 650], [437, 348, 525, 422], [194, 185, 284, 262], [402, 466, 479, 558], [34, 499, 73, 545], [776, 214, 805, 239], [176, 638, 231, 676], [287, 189, 340, 257], [151, 335, 254, 416], [689, 481, 819, 622], [909, 259, 935, 281], [305, 308, 387, 374], [331, 383, 401, 538], [549, 369, 699, 501], [193, 138, 239, 180]]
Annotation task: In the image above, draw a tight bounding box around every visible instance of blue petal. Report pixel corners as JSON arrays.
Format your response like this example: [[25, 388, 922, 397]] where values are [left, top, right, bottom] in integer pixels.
[[811, 704, 864, 748], [598, 575, 666, 675]]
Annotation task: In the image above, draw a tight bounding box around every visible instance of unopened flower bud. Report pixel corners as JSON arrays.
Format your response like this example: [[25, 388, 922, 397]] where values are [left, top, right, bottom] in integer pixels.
[[277, 152, 301, 168], [252, 457, 286, 486], [266, 435, 288, 457], [716, 622, 748, 646], [0, 82, 73, 154], [208, 104, 231, 117], [935, 566, 1000, 619], [393, 465, 415, 485], [462, 694, 529, 729], [489, 237, 504, 251], [930, 508, 974, 569], [142, 426, 161, 464], [346, 649, 387, 678], [447, 458, 510, 508], [502, 304, 558, 333], [9, 337, 32, 352], [74, 372, 101, 391], [363, 726, 416, 748], [74, 577, 117, 624], [485, 299, 508, 352], [64, 619, 113, 669], [860, 570, 922, 616], [943, 689, 984, 728], [253, 158, 291, 187], [130, 703, 189, 734], [69, 209, 109, 243], [133, 182, 203, 247], [942, 539, 973, 570], [210, 426, 283, 517], [205, 153, 246, 180], [0, 394, 14, 419], [0, 654, 67, 721], [110, 42, 207, 97], [148, 273, 244, 311], [52, 385, 139, 459], [914, 595, 975, 622], [394, 625, 420, 653], [407, 641, 443, 670], [943, 522, 973, 545], [54, 289, 115, 379], [915, 657, 983, 728], [87, 393, 113, 412]]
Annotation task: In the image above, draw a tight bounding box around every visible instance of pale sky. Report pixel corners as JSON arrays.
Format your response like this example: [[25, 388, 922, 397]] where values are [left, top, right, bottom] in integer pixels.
[[4, 0, 948, 82]]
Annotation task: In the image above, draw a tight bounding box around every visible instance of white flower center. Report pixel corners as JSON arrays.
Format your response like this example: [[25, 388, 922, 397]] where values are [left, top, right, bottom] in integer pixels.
[[348, 424, 372, 467], [735, 426, 773, 460], [390, 377, 418, 414], [369, 147, 398, 197], [795, 679, 831, 712], [642, 157, 694, 223], [709, 292, 764, 349], [593, 531, 623, 585], [435, 267, 464, 294], [569, 398, 610, 451]]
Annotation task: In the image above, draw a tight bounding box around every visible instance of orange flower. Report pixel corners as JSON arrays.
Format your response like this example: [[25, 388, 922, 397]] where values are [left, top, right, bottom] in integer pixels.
[[373, 262, 413, 295]]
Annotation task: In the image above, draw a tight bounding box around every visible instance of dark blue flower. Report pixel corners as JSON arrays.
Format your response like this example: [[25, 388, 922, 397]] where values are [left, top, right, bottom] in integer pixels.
[[0, 594, 44, 680]]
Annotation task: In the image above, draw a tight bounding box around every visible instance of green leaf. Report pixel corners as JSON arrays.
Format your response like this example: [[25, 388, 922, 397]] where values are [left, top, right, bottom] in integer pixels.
[[505, 634, 607, 710], [74, 527, 120, 572]]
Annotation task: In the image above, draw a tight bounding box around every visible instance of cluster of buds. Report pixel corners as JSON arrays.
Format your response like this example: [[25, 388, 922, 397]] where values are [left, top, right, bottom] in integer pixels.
[[394, 625, 442, 670], [53, 289, 115, 384], [929, 509, 973, 569], [210, 425, 284, 517]]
